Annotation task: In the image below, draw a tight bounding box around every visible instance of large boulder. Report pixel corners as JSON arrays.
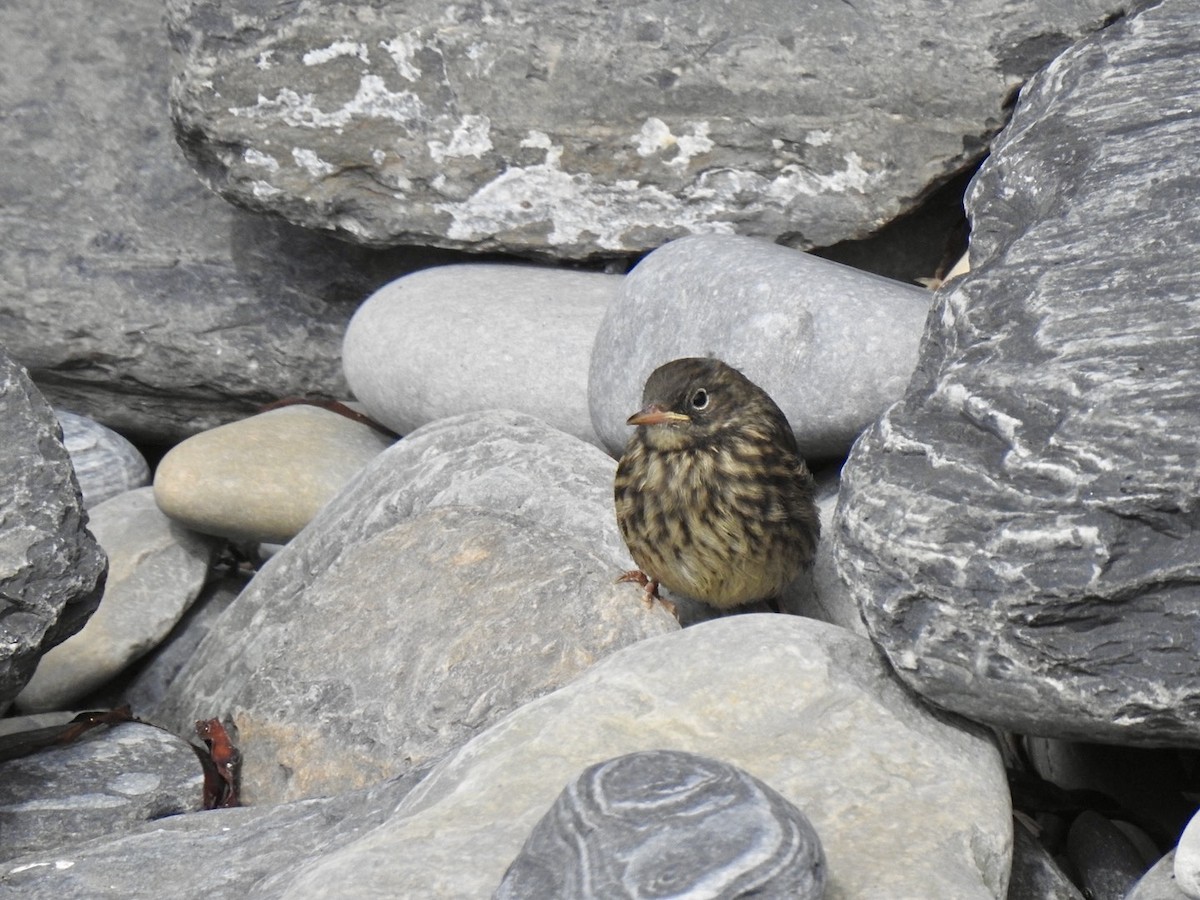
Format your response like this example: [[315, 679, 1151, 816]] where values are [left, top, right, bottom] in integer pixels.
[[279, 616, 1012, 899], [0, 0, 463, 444], [153, 411, 673, 804], [834, 0, 1200, 746], [164, 0, 1122, 258]]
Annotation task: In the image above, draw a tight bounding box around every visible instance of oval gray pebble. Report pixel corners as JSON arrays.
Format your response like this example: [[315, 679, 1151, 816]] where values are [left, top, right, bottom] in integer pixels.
[[495, 749, 826, 900], [588, 234, 932, 462], [56, 409, 150, 508]]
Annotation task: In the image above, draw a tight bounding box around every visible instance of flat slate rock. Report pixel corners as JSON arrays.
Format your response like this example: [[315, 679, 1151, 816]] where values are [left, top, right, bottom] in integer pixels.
[[495, 749, 826, 900], [0, 767, 426, 900], [834, 0, 1200, 745], [0, 350, 107, 713], [165, 0, 1121, 257], [0, 721, 203, 861]]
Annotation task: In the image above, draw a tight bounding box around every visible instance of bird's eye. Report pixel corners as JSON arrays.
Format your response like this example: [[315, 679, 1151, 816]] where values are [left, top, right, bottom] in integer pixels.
[[690, 389, 709, 410]]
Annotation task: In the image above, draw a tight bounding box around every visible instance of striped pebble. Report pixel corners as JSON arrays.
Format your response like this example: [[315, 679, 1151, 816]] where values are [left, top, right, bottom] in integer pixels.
[[496, 749, 825, 899]]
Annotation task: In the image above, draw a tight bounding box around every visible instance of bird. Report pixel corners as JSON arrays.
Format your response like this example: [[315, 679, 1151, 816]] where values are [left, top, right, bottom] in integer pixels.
[[614, 357, 820, 615]]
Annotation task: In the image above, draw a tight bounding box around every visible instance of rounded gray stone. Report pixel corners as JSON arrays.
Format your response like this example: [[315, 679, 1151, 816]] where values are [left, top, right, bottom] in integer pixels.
[[153, 404, 396, 544], [15, 488, 216, 713], [589, 234, 932, 461], [495, 749, 825, 900], [343, 264, 617, 445], [1130, 852, 1190, 900], [55, 410, 151, 509], [1176, 814, 1200, 899]]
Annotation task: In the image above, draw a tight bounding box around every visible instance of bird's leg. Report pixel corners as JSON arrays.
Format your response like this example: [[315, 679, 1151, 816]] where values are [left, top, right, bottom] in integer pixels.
[[617, 570, 677, 619]]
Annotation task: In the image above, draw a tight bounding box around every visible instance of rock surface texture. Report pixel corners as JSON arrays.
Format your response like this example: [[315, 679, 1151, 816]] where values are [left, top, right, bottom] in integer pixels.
[[0, 722, 204, 861], [164, 0, 1121, 257], [834, 1, 1200, 745], [152, 411, 674, 804], [277, 616, 1011, 899], [0, 351, 107, 713], [15, 488, 216, 713], [0, 0, 461, 444], [495, 749, 826, 900]]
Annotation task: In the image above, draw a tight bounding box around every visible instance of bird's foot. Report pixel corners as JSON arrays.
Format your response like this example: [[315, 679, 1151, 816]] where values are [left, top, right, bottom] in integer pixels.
[[617, 570, 678, 619]]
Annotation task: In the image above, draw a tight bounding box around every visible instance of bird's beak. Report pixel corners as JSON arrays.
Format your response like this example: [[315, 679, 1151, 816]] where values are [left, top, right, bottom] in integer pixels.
[[627, 403, 691, 427]]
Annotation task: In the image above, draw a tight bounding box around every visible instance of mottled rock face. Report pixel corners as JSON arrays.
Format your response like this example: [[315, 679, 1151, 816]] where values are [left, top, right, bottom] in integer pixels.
[[0, 0, 464, 444], [164, 0, 1121, 257], [495, 750, 826, 900], [0, 350, 107, 712], [834, 1, 1200, 745]]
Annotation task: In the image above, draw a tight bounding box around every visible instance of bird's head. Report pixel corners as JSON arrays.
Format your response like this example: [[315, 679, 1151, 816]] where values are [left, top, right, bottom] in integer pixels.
[[626, 357, 795, 453]]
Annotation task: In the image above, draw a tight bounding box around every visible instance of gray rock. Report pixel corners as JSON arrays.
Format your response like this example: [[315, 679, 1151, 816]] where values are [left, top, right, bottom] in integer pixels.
[[1129, 852, 1190, 900], [1176, 813, 1200, 899], [1021, 739, 1196, 849], [834, 0, 1200, 745], [343, 264, 618, 445], [154, 411, 674, 805], [788, 477, 866, 634], [0, 768, 426, 900], [1065, 811, 1146, 900], [0, 0, 475, 445], [164, 0, 1121, 258], [153, 405, 396, 543], [15, 488, 216, 713], [589, 235, 933, 461], [0, 349, 107, 713], [278, 615, 1011, 899], [0, 722, 203, 861], [117, 572, 247, 716], [55, 411, 151, 509], [495, 749, 826, 900], [1007, 816, 1085, 900]]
